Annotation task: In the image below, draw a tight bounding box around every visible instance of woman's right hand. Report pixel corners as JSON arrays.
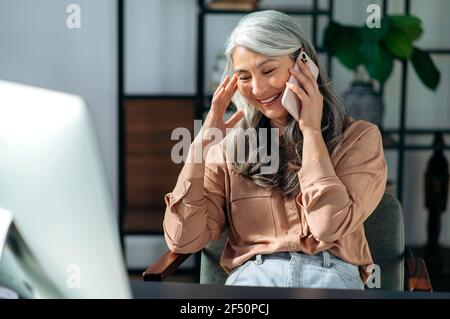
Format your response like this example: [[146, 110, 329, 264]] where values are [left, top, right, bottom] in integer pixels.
[[194, 74, 244, 146]]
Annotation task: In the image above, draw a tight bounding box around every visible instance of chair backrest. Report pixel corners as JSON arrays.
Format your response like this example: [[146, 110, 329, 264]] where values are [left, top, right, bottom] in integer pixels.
[[200, 193, 405, 291], [364, 192, 405, 290]]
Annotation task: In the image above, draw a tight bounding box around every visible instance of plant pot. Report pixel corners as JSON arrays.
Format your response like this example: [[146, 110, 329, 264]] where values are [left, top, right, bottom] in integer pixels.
[[342, 81, 384, 128]]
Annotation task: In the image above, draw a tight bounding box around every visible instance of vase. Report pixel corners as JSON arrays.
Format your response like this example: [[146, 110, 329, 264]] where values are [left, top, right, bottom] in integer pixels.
[[342, 80, 384, 128]]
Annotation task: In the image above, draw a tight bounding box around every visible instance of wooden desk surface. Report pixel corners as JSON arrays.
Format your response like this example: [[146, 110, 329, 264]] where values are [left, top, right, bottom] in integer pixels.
[[130, 280, 450, 299]]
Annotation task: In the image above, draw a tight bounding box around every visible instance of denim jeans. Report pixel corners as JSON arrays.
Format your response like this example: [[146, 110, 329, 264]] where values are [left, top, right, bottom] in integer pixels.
[[225, 251, 364, 290]]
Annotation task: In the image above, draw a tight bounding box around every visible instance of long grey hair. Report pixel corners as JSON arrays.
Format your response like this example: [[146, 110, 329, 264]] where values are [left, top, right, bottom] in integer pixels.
[[222, 10, 349, 198]]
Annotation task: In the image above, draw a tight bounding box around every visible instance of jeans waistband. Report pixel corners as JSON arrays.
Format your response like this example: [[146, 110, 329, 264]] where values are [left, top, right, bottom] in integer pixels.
[[252, 251, 332, 268]]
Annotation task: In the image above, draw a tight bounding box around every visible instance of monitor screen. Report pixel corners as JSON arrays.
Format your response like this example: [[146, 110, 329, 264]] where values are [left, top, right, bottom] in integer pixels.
[[0, 80, 131, 298]]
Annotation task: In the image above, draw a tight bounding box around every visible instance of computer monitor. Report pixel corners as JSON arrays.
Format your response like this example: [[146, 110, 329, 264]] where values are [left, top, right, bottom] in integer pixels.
[[0, 80, 131, 298]]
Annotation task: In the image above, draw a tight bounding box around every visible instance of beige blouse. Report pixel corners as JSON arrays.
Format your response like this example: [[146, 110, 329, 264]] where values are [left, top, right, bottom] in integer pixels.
[[163, 118, 388, 283]]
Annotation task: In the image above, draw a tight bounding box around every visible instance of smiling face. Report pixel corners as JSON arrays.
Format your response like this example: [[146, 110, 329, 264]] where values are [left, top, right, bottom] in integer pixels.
[[232, 46, 294, 128]]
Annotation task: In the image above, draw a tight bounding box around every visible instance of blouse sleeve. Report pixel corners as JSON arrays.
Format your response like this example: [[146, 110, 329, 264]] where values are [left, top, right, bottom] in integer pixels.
[[296, 125, 388, 242], [163, 143, 227, 253]]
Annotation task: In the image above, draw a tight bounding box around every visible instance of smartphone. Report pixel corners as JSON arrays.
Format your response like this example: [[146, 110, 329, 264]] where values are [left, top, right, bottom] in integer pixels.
[[281, 48, 319, 121]]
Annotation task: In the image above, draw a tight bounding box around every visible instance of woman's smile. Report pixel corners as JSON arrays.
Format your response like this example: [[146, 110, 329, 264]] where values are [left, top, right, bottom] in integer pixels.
[[257, 91, 282, 106]]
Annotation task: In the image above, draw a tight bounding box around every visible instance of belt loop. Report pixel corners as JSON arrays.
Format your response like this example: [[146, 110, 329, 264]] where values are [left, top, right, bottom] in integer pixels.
[[322, 251, 331, 268], [255, 254, 263, 265]]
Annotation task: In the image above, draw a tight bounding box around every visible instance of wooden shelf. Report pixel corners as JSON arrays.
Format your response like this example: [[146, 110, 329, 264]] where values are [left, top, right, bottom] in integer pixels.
[[124, 207, 164, 235], [124, 98, 196, 234]]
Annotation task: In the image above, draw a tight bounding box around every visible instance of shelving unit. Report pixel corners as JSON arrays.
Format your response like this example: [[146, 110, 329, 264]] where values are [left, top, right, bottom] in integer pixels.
[[379, 0, 450, 203], [117, 0, 450, 276], [117, 1, 197, 276]]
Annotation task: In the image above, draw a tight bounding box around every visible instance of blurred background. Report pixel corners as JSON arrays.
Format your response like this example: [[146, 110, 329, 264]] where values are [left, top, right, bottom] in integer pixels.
[[0, 0, 449, 290]]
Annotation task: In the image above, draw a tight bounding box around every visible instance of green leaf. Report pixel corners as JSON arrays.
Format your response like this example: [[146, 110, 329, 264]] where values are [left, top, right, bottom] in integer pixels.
[[323, 21, 342, 53], [383, 26, 413, 58], [324, 22, 362, 70], [336, 26, 363, 70], [360, 40, 393, 85], [390, 15, 423, 41], [359, 16, 392, 83], [410, 47, 440, 90]]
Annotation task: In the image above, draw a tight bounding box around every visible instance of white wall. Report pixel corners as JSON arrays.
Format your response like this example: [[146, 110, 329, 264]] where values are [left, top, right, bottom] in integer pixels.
[[125, 0, 196, 94], [0, 0, 118, 210]]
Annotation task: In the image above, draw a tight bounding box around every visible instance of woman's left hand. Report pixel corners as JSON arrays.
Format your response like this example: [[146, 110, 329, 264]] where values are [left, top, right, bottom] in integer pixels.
[[286, 58, 323, 133]]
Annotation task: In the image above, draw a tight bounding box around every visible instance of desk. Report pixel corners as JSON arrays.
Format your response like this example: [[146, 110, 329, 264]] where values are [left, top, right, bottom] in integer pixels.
[[131, 280, 450, 299]]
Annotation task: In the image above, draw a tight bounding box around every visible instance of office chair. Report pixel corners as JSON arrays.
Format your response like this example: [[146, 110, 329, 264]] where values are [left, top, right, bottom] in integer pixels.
[[142, 193, 432, 291]]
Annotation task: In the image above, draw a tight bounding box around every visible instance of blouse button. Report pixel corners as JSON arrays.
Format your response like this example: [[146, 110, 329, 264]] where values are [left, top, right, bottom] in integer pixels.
[[288, 241, 297, 250]]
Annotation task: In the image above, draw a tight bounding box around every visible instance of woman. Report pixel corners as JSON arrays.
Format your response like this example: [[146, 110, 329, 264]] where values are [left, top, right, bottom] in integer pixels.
[[163, 10, 387, 289]]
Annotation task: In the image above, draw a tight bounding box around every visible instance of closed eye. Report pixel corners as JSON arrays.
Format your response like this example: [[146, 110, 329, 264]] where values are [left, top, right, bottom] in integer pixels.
[[239, 68, 275, 81]]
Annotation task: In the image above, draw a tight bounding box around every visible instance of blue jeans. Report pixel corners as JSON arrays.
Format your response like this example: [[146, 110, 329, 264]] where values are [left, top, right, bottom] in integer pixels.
[[225, 251, 364, 290]]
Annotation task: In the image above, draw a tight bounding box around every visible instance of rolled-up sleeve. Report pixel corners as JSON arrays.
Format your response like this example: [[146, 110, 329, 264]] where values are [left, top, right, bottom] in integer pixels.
[[163, 143, 227, 253], [296, 125, 387, 242]]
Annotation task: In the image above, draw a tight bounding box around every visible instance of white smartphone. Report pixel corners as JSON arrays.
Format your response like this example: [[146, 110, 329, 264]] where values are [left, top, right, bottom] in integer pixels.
[[281, 48, 319, 121]]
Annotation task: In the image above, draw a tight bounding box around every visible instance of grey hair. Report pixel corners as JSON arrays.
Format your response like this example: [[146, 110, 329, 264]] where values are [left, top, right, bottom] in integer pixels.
[[222, 10, 349, 198]]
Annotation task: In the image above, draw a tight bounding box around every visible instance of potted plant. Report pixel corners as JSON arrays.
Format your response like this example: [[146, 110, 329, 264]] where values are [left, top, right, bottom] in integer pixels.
[[323, 15, 440, 128]]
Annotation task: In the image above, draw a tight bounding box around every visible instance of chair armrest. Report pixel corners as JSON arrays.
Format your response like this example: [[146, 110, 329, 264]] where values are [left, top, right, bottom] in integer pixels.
[[141, 250, 191, 281], [404, 248, 433, 292]]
